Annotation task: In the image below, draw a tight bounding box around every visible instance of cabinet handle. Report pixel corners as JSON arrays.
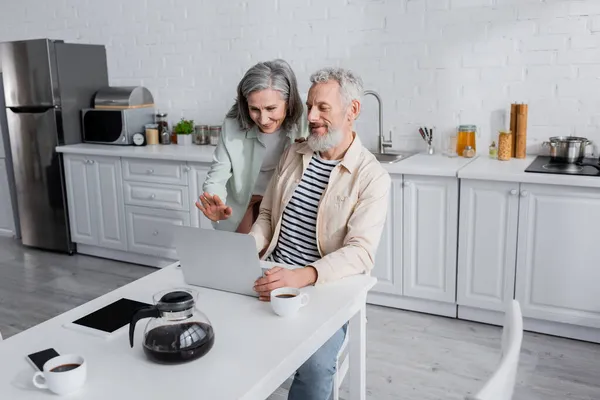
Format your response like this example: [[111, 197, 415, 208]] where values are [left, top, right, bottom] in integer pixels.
[[147, 168, 154, 174], [153, 231, 158, 236], [89, 160, 95, 164], [184, 166, 191, 172], [510, 189, 518, 196], [404, 181, 412, 187], [84, 159, 90, 164], [520, 190, 529, 197], [150, 194, 156, 199]]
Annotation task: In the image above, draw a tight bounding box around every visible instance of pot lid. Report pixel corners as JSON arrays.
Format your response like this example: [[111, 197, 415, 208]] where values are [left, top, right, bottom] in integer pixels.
[[156, 290, 195, 313]]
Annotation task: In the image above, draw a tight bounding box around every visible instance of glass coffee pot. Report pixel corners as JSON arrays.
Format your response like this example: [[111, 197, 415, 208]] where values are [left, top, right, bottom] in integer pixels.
[[129, 288, 215, 364]]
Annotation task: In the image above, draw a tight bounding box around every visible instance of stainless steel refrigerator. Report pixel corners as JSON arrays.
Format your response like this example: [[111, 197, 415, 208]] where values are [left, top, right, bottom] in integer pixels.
[[0, 39, 109, 253]]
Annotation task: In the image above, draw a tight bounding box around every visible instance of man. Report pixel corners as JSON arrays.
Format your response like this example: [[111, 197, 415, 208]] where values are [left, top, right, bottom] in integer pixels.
[[251, 67, 391, 400]]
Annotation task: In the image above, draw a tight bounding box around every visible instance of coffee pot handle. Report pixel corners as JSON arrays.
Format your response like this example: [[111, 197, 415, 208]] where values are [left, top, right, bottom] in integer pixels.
[[129, 307, 161, 348]]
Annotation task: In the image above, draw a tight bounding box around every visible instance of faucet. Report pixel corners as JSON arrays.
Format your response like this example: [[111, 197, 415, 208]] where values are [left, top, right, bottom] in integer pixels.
[[363, 90, 392, 154]]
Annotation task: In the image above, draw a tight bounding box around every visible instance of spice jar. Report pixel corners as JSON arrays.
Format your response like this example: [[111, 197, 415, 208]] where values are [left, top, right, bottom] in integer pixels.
[[463, 145, 475, 158], [145, 124, 159, 145], [195, 125, 209, 145], [457, 125, 477, 156], [160, 127, 171, 145], [209, 125, 221, 146], [498, 131, 512, 161], [156, 113, 170, 144], [489, 141, 497, 159]]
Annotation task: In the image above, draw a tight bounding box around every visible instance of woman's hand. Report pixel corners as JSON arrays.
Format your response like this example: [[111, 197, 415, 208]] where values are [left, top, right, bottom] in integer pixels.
[[195, 192, 233, 222]]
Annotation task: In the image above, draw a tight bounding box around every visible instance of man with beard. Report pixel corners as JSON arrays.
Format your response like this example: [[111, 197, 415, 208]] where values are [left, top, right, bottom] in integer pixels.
[[251, 67, 391, 400]]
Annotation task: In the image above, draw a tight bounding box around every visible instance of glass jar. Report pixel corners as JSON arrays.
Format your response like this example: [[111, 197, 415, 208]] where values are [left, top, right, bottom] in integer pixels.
[[195, 125, 209, 145], [498, 131, 512, 161], [463, 145, 475, 158], [489, 141, 498, 159], [209, 126, 221, 146], [156, 113, 170, 144], [457, 125, 477, 157], [145, 124, 159, 145]]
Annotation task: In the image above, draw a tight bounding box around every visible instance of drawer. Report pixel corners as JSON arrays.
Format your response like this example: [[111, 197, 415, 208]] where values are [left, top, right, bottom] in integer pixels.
[[122, 159, 187, 185], [124, 182, 189, 211], [125, 206, 190, 259]]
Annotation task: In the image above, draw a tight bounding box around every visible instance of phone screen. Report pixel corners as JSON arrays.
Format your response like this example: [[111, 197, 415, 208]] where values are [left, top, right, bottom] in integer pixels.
[[27, 348, 60, 371], [71, 298, 151, 333]]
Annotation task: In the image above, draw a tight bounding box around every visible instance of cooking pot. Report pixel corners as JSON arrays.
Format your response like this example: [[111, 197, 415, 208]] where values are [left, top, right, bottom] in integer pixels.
[[542, 136, 593, 164]]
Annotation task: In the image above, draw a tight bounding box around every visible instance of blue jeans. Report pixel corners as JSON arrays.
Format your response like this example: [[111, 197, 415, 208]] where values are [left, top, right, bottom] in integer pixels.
[[288, 324, 348, 400]]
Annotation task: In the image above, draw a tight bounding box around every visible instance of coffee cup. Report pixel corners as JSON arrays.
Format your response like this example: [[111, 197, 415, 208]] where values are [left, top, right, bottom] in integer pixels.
[[32, 354, 86, 395], [270, 287, 309, 317]]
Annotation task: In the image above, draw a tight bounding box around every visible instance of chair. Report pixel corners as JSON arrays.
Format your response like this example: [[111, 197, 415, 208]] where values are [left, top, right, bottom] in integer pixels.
[[467, 300, 523, 400]]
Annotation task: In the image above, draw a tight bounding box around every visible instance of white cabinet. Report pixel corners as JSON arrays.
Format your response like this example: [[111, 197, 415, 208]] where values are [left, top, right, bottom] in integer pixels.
[[125, 205, 190, 259], [457, 180, 519, 312], [515, 183, 600, 329], [370, 175, 403, 295], [402, 175, 458, 303], [0, 162, 15, 236], [188, 163, 214, 230], [64, 155, 127, 250]]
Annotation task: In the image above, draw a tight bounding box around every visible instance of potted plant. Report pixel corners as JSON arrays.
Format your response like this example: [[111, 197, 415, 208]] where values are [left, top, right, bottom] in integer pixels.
[[173, 118, 194, 146]]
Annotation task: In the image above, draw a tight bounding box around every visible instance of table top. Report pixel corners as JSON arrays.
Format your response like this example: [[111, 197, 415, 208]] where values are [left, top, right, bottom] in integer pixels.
[[0, 263, 376, 400]]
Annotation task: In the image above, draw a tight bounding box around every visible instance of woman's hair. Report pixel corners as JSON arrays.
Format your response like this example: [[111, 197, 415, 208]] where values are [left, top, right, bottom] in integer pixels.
[[226, 59, 303, 132]]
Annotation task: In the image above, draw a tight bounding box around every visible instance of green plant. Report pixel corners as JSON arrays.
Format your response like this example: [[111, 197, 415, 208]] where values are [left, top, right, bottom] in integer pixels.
[[173, 119, 194, 135]]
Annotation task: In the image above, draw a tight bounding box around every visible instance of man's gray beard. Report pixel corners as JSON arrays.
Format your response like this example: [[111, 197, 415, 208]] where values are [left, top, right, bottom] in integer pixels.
[[307, 127, 344, 152]]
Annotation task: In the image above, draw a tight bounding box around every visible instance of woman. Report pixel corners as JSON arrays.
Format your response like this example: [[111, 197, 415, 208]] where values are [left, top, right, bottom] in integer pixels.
[[196, 59, 308, 233]]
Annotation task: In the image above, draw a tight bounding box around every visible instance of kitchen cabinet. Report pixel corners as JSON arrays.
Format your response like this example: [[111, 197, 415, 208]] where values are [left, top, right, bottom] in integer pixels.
[[515, 183, 600, 329], [402, 175, 458, 304], [125, 205, 190, 259], [0, 162, 15, 236], [63, 154, 127, 251], [188, 163, 214, 230], [457, 180, 519, 312], [369, 175, 403, 295]]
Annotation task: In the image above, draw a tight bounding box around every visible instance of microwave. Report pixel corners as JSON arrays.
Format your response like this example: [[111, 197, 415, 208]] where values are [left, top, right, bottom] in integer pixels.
[[81, 108, 155, 145]]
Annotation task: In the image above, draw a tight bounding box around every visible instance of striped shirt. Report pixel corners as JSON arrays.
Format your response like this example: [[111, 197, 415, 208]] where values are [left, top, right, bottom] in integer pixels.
[[269, 154, 340, 266]]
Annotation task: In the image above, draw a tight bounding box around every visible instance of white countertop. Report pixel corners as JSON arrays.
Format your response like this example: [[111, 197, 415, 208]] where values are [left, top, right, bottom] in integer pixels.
[[55, 144, 600, 188], [458, 156, 600, 189], [385, 152, 476, 177], [56, 143, 216, 163]]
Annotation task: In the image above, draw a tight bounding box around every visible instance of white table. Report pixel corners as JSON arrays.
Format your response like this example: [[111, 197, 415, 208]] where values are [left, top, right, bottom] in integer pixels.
[[0, 263, 376, 399]]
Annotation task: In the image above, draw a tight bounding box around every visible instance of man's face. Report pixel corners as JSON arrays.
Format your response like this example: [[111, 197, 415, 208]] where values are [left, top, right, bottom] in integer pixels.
[[306, 80, 348, 137]]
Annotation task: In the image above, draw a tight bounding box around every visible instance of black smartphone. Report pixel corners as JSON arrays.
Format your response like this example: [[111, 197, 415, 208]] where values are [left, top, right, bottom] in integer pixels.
[[27, 348, 60, 371]]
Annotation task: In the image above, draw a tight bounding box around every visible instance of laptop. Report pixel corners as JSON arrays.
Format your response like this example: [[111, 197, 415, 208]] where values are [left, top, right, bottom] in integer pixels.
[[173, 226, 298, 297]]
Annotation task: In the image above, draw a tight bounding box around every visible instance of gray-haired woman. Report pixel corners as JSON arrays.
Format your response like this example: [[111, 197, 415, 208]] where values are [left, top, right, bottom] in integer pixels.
[[195, 59, 308, 234]]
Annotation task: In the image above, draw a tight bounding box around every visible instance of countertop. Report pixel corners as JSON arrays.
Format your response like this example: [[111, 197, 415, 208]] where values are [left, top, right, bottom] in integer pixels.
[[458, 156, 600, 189], [55, 144, 475, 177], [56, 143, 216, 163], [56, 144, 600, 188]]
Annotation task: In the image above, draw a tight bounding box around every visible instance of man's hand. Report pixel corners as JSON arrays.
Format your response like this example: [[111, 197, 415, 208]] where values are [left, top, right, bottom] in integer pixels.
[[195, 192, 233, 222], [253, 266, 317, 301]]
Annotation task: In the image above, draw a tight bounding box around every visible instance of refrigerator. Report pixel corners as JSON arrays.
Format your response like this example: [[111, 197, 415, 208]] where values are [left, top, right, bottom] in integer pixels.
[[0, 39, 109, 253], [0, 76, 17, 237]]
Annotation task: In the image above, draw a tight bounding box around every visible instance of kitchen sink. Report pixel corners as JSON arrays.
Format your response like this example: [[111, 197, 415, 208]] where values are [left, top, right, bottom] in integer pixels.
[[372, 151, 415, 164]]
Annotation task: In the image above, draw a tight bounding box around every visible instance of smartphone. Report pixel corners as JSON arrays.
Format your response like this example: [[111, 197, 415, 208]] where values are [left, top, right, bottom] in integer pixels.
[[27, 348, 60, 371]]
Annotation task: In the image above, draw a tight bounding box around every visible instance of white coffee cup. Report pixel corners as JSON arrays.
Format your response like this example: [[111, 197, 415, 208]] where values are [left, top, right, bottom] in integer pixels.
[[32, 354, 87, 395], [270, 287, 309, 317]]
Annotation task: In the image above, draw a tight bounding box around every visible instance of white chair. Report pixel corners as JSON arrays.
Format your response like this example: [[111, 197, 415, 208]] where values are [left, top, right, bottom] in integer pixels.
[[467, 300, 523, 400]]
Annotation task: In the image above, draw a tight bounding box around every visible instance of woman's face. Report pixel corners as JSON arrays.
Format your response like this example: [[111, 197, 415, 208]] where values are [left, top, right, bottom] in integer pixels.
[[247, 88, 287, 134]]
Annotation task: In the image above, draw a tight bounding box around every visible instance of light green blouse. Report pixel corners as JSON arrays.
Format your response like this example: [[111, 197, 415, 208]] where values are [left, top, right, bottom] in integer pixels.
[[202, 110, 309, 231]]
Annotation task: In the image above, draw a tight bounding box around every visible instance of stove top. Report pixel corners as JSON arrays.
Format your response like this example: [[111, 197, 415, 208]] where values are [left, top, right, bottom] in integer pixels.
[[525, 156, 600, 177]]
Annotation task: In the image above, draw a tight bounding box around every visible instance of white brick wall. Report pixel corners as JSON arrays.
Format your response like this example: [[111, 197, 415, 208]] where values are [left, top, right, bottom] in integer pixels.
[[1, 0, 600, 153]]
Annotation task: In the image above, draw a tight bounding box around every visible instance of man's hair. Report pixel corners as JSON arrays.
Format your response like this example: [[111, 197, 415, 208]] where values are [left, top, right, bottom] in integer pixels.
[[309, 67, 364, 106]]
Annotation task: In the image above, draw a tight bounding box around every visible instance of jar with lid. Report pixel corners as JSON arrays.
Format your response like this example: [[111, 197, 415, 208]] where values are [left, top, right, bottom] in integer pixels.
[[497, 131, 512, 161], [457, 125, 477, 157], [209, 126, 221, 146], [156, 113, 170, 145], [195, 125, 209, 145], [489, 141, 498, 159], [463, 145, 475, 158]]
